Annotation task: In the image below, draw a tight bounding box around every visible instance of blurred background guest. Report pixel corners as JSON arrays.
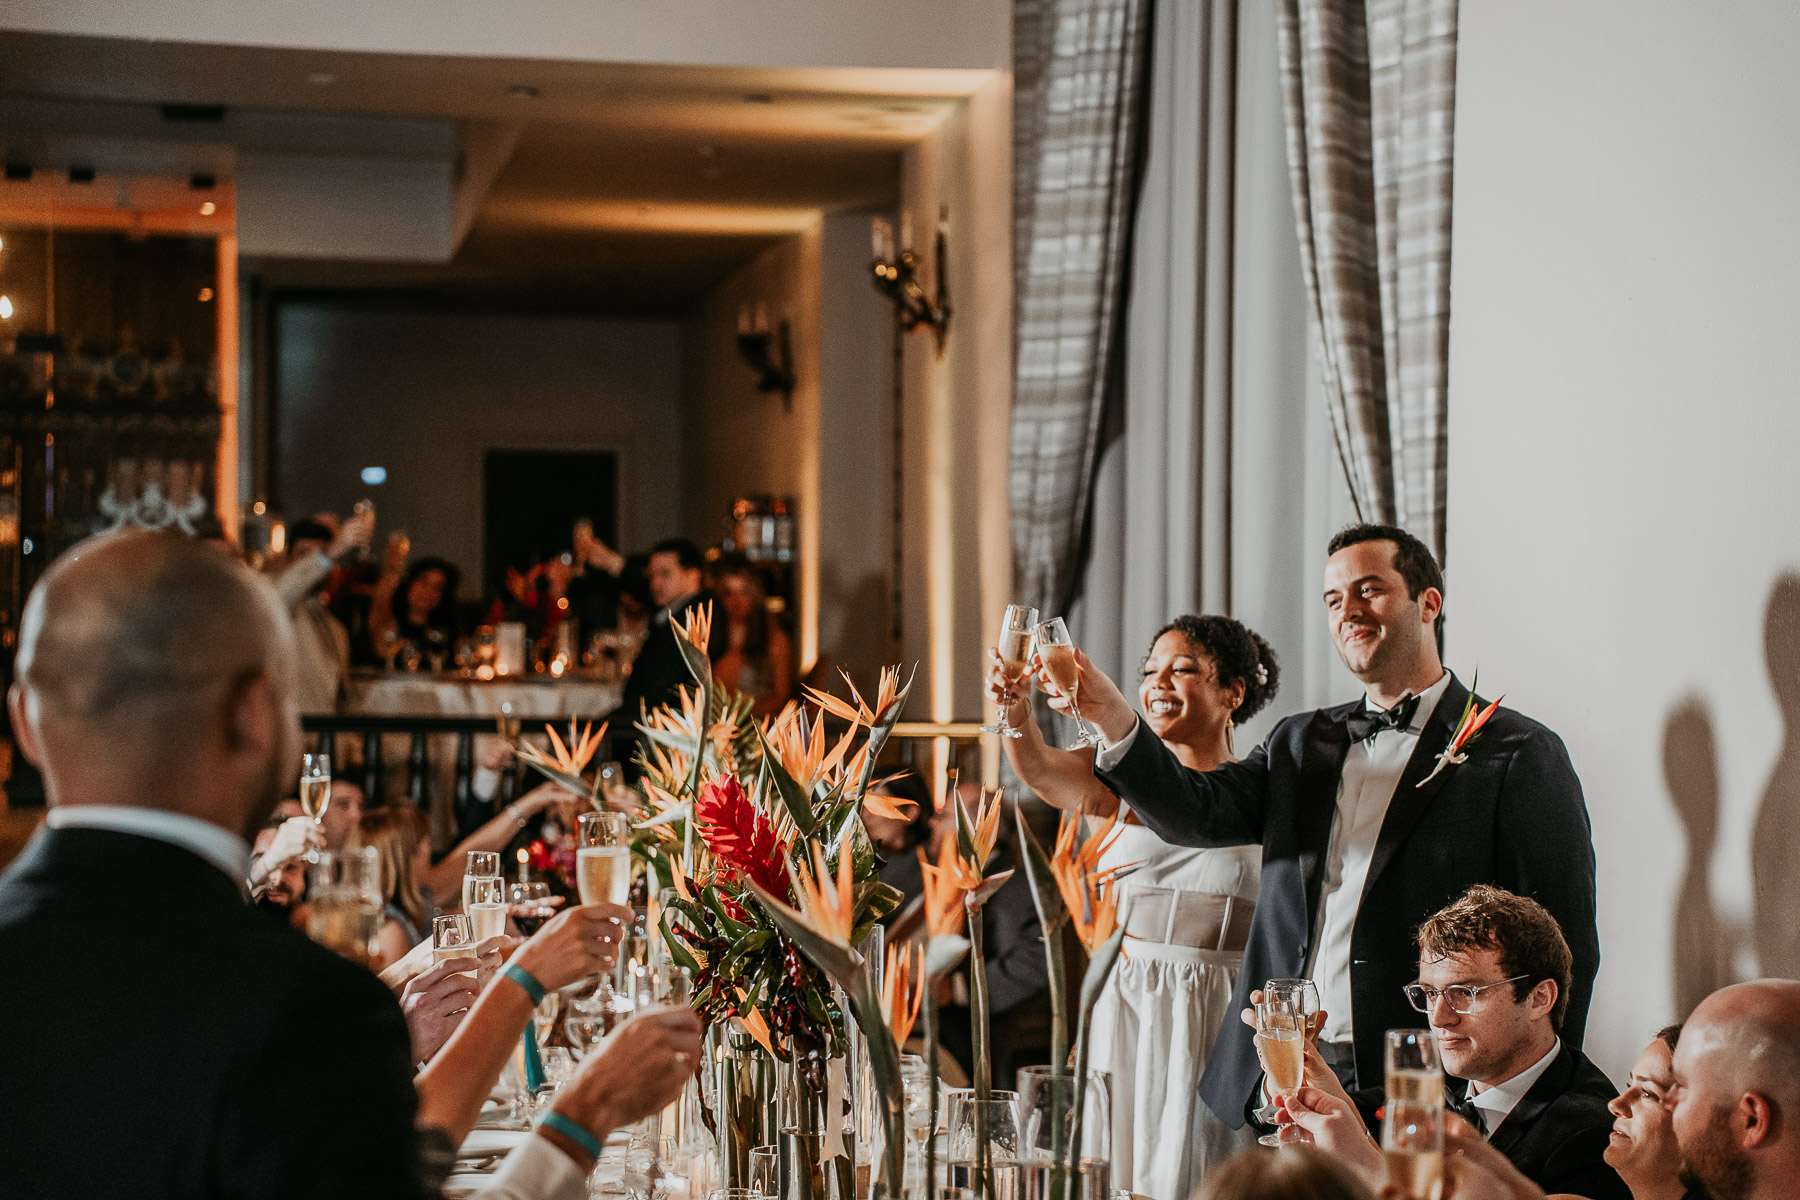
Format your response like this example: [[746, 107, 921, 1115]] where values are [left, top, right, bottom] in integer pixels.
[[273, 510, 373, 712], [710, 554, 793, 716], [369, 534, 462, 668], [355, 805, 434, 968], [614, 539, 725, 769]]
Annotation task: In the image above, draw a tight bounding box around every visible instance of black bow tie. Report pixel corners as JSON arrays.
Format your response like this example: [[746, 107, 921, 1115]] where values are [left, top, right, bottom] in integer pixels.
[[1446, 1091, 1487, 1136], [1345, 693, 1420, 742]]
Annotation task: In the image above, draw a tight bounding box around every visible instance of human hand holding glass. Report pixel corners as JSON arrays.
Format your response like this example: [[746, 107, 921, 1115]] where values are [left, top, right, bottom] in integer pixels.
[[1033, 617, 1103, 749], [1252, 978, 1320, 1146], [980, 604, 1039, 738]]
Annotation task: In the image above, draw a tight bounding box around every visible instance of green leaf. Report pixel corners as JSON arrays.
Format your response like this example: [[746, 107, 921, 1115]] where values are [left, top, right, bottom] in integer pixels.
[[520, 757, 597, 803], [743, 878, 861, 991], [1014, 809, 1070, 934], [660, 913, 703, 975], [702, 890, 752, 940], [953, 789, 980, 865], [751, 720, 816, 837]]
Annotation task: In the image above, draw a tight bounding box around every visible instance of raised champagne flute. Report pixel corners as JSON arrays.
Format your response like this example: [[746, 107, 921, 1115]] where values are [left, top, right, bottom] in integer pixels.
[[1254, 977, 1320, 1146], [299, 753, 331, 835], [432, 913, 478, 977], [980, 604, 1039, 738], [577, 812, 632, 906], [463, 850, 502, 913], [1033, 617, 1102, 749], [1383, 1030, 1445, 1200], [467, 874, 509, 943]]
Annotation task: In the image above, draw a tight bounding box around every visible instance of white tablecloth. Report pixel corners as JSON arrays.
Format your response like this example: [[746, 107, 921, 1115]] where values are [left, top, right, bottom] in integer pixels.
[[344, 675, 622, 720]]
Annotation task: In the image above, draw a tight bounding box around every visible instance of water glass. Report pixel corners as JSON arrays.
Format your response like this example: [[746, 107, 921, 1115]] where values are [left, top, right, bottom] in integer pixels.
[[946, 1089, 1018, 1162], [748, 1146, 780, 1200], [432, 913, 478, 977]]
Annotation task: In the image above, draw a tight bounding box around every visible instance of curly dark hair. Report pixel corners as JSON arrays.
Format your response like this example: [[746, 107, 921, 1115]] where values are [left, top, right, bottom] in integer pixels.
[[1146, 615, 1280, 725]]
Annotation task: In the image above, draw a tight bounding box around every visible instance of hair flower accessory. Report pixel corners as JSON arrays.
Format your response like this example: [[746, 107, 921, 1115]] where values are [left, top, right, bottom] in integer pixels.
[[1255, 662, 1269, 686], [1418, 671, 1504, 788]]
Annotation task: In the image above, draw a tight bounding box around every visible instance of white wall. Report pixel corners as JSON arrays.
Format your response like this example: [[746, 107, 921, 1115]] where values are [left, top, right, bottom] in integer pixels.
[[1, 0, 1008, 71], [276, 305, 684, 588], [1447, 0, 1800, 1078]]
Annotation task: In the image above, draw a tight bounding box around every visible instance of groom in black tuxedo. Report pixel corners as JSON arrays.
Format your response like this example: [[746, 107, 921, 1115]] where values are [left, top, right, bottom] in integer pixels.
[[1057, 523, 1599, 1128]]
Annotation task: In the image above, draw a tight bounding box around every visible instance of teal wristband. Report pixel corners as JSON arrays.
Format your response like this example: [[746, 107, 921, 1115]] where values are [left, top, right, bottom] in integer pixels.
[[537, 1110, 602, 1160], [500, 963, 546, 1005]]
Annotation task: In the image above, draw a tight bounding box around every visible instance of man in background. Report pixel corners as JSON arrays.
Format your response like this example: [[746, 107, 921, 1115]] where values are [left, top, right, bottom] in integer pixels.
[[275, 509, 373, 713], [1668, 979, 1800, 1200], [615, 538, 727, 771]]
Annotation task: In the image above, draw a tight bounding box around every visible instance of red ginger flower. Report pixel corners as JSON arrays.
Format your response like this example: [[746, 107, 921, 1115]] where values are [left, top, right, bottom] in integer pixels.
[[694, 773, 791, 899]]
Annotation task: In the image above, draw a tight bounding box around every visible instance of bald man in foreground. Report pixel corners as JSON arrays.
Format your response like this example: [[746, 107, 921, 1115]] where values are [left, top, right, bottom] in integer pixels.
[[1667, 980, 1800, 1200], [0, 533, 691, 1200]]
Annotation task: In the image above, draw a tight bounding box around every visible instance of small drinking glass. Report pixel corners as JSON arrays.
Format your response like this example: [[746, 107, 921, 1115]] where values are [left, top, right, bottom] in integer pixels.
[[432, 913, 478, 977], [748, 1148, 780, 1200], [1016, 1067, 1111, 1200], [1033, 617, 1102, 749], [1383, 1030, 1445, 1200], [981, 604, 1040, 738], [463, 850, 502, 913], [946, 1088, 1019, 1161], [299, 753, 332, 834]]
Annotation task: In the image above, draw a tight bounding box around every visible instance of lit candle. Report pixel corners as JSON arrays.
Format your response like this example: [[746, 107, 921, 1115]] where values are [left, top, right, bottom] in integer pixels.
[[870, 216, 891, 261], [516, 846, 531, 882]]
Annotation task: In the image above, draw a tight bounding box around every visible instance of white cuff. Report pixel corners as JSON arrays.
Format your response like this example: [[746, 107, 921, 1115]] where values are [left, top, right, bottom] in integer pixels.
[[1092, 718, 1142, 771], [468, 1132, 588, 1200]]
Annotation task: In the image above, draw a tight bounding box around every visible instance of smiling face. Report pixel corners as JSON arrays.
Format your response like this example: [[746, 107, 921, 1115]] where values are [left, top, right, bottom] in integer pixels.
[[1417, 946, 1556, 1086], [1607, 1038, 1683, 1184], [1138, 631, 1242, 744], [1322, 539, 1441, 688]]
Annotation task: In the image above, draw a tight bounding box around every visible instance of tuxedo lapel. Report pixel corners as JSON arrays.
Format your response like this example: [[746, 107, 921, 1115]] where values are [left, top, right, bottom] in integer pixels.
[[1297, 707, 1354, 923], [1485, 1043, 1574, 1155], [1362, 674, 1470, 897]]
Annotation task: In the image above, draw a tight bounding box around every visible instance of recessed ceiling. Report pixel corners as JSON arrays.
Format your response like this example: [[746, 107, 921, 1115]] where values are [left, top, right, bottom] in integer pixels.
[[0, 31, 986, 315]]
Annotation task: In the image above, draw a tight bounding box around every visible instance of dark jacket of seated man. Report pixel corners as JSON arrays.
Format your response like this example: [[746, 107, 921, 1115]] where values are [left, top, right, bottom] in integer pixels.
[[1348, 883, 1629, 1200], [1352, 1039, 1629, 1200]]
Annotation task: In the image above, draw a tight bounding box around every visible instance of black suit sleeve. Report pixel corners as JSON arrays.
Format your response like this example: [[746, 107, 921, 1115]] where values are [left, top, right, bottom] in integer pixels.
[[212, 954, 434, 1200], [1494, 730, 1601, 1045], [980, 872, 1049, 1014], [1094, 720, 1271, 848]]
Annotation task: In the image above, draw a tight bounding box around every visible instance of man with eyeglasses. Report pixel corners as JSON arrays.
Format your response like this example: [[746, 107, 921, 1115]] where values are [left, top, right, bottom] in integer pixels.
[[1342, 886, 1628, 1199]]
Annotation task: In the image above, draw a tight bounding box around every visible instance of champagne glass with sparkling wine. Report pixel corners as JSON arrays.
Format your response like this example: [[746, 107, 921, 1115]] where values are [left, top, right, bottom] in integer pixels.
[[299, 753, 332, 832], [1254, 977, 1320, 1146], [1383, 1030, 1445, 1200], [463, 850, 502, 913], [576, 812, 632, 906], [467, 875, 509, 942], [980, 604, 1039, 738], [1033, 617, 1103, 749]]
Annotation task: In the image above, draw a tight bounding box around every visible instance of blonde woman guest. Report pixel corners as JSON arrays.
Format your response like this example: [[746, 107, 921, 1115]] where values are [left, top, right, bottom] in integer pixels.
[[354, 806, 435, 969], [986, 615, 1280, 1200]]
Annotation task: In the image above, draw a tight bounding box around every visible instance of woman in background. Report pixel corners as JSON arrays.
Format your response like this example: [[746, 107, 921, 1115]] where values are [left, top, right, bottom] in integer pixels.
[[354, 806, 434, 969], [987, 614, 1279, 1200], [710, 557, 793, 715]]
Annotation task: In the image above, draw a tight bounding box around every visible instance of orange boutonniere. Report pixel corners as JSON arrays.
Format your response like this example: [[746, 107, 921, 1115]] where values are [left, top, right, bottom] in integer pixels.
[[1418, 673, 1504, 788]]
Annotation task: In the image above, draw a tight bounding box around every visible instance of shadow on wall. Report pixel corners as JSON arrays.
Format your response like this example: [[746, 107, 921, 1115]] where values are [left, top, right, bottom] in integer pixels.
[[1663, 696, 1736, 1016], [1752, 574, 1800, 980]]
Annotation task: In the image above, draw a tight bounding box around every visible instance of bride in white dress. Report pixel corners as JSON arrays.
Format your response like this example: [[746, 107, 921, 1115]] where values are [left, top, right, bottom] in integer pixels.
[[985, 615, 1280, 1200]]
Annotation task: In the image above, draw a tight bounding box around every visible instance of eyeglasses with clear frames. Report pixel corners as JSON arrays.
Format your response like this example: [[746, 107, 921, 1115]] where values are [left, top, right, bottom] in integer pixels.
[[1403, 973, 1532, 1014]]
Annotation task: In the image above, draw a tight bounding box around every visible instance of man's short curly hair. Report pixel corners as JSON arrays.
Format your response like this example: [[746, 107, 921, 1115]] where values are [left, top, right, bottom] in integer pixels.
[[1415, 884, 1574, 1032]]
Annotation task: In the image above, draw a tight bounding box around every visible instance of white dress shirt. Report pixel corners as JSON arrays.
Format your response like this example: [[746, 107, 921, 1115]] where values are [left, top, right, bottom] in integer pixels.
[[45, 805, 251, 891], [1095, 671, 1452, 1045], [1466, 1037, 1561, 1136], [1308, 671, 1450, 1042], [469, 1133, 589, 1200]]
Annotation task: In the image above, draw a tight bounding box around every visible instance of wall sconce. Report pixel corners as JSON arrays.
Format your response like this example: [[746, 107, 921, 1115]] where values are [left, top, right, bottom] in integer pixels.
[[870, 205, 952, 356], [736, 303, 795, 411]]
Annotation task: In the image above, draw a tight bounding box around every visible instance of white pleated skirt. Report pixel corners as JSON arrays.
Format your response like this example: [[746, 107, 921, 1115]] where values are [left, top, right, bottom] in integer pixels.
[[1087, 940, 1255, 1200]]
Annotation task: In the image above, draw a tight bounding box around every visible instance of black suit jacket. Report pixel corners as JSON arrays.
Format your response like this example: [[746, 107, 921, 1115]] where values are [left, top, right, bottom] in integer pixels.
[[617, 590, 728, 761], [1355, 1043, 1629, 1200], [0, 826, 434, 1200], [1095, 673, 1600, 1126]]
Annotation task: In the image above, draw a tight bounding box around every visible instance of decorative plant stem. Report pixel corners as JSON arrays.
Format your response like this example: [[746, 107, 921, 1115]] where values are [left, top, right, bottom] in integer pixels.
[[922, 980, 942, 1195], [969, 912, 993, 1200], [1063, 925, 1127, 1200]]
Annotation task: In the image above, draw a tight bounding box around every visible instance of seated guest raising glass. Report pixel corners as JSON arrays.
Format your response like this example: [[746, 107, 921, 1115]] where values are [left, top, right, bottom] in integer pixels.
[[710, 555, 793, 716], [0, 530, 701, 1200], [355, 805, 435, 967], [369, 535, 462, 666], [1272, 884, 1628, 1200], [272, 509, 372, 712], [986, 615, 1277, 1200]]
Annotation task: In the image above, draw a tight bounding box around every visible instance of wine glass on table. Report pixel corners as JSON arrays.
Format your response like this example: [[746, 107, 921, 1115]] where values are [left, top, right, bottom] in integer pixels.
[[980, 604, 1039, 738], [1382, 1030, 1444, 1200], [299, 753, 331, 859], [1254, 977, 1320, 1146], [509, 881, 555, 936], [632, 964, 695, 1194], [1033, 617, 1103, 749]]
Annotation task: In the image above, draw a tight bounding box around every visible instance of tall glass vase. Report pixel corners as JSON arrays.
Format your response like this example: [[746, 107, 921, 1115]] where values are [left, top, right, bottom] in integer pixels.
[[718, 1031, 779, 1189], [1014, 1067, 1112, 1200], [778, 1056, 856, 1200]]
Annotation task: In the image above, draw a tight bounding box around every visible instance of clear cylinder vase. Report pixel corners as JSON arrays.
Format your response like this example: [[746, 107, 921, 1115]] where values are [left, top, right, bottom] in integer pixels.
[[1014, 1067, 1112, 1200], [718, 1031, 779, 1189]]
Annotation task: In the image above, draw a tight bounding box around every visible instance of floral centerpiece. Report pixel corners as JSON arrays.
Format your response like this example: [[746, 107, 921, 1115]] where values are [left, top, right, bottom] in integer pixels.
[[623, 604, 919, 1198]]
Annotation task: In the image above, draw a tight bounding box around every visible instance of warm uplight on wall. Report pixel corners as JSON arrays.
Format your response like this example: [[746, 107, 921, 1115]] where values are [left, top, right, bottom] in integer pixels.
[[199, 201, 216, 216], [0, 297, 12, 320]]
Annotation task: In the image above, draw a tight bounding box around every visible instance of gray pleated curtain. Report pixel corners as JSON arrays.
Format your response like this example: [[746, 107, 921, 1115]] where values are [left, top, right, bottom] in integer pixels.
[[1278, 0, 1457, 562], [1009, 0, 1153, 619]]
